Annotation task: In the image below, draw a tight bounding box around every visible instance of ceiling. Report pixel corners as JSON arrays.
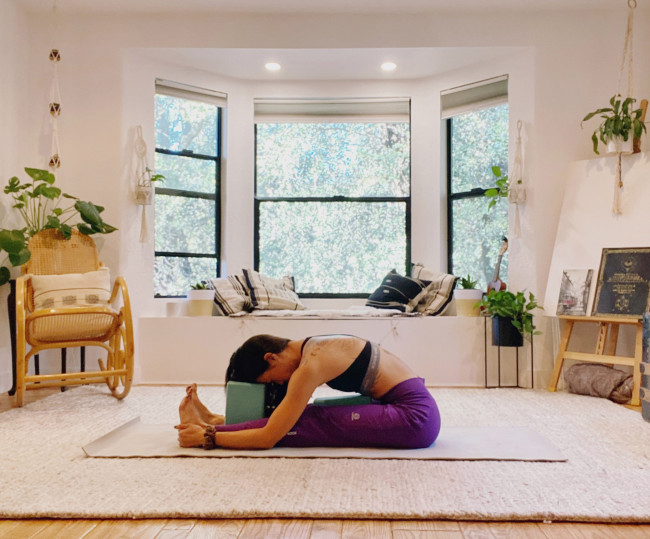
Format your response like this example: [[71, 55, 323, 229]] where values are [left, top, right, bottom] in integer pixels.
[[12, 0, 627, 82], [14, 0, 630, 15], [140, 47, 519, 81]]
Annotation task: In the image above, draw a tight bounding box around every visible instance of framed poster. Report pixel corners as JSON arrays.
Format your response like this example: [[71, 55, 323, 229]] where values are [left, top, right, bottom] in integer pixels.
[[556, 269, 593, 316], [592, 247, 650, 317]]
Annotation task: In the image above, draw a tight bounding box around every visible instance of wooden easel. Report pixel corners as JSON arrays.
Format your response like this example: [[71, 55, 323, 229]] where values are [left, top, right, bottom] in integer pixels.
[[547, 315, 642, 406]]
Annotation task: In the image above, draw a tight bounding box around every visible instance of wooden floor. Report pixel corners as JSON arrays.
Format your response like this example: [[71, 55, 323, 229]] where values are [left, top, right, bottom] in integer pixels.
[[2, 387, 649, 539]]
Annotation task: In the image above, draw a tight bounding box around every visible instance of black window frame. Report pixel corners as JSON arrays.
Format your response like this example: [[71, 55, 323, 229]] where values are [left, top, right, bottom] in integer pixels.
[[445, 116, 491, 275], [153, 94, 223, 298], [253, 120, 412, 299]]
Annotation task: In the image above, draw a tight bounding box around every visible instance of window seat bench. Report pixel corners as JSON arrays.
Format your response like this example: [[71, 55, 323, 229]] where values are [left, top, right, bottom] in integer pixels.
[[137, 313, 494, 387]]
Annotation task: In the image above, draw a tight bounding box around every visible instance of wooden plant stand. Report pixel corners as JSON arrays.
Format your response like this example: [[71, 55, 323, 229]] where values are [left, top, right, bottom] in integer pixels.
[[547, 315, 643, 406]]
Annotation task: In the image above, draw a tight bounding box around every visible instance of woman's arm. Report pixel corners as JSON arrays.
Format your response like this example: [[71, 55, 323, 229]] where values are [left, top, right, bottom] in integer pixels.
[[212, 364, 321, 449]]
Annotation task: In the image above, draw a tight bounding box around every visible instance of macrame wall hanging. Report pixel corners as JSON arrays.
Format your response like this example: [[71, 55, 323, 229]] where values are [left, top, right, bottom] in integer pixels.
[[508, 120, 526, 238], [48, 1, 62, 172], [133, 125, 154, 243], [612, 0, 638, 214]]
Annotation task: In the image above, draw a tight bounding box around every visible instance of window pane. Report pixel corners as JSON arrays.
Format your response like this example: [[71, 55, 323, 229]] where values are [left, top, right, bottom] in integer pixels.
[[154, 194, 215, 253], [155, 153, 216, 193], [154, 256, 217, 297], [450, 196, 508, 290], [256, 123, 410, 197], [155, 94, 218, 155], [259, 201, 407, 294], [450, 104, 508, 193]]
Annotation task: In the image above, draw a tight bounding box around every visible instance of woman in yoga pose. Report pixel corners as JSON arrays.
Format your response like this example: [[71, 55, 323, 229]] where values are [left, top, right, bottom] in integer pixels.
[[176, 334, 441, 450]]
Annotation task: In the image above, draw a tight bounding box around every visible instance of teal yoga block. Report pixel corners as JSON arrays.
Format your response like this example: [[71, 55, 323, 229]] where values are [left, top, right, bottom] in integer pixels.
[[225, 381, 266, 425]]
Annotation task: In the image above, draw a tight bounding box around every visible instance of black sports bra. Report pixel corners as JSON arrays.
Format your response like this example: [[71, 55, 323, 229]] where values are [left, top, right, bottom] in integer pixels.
[[301, 336, 374, 394]]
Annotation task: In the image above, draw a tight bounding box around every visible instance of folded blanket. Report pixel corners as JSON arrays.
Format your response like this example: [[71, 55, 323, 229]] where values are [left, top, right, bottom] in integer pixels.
[[564, 363, 633, 404], [229, 306, 413, 318]]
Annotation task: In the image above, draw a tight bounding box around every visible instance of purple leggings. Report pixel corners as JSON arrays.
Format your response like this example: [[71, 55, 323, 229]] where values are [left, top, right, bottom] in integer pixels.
[[213, 377, 441, 449]]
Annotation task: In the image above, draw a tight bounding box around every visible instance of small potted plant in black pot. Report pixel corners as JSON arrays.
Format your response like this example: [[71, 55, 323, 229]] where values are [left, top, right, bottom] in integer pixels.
[[478, 289, 541, 347]]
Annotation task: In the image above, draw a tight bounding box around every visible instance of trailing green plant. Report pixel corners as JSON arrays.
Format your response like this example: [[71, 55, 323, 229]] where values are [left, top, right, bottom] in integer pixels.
[[0, 167, 117, 285], [581, 94, 647, 155], [138, 166, 166, 186], [458, 274, 479, 289], [484, 166, 513, 209], [477, 289, 542, 339]]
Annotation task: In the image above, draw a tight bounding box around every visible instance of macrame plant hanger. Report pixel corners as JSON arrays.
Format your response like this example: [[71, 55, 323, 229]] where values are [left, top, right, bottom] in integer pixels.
[[134, 125, 153, 242], [48, 0, 62, 172], [508, 120, 526, 237], [612, 0, 636, 215]]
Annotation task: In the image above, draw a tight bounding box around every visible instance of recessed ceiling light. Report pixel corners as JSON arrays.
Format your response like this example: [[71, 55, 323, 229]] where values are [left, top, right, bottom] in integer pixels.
[[381, 62, 397, 72], [265, 62, 281, 72]]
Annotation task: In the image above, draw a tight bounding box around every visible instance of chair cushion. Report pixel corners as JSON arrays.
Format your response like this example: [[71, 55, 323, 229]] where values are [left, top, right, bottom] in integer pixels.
[[242, 269, 305, 310], [411, 264, 458, 315], [210, 275, 253, 315], [365, 270, 430, 313], [31, 267, 111, 311]]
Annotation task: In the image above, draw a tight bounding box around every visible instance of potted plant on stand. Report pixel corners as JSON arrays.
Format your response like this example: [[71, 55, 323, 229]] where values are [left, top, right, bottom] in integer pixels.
[[581, 94, 646, 155], [478, 289, 541, 347], [186, 280, 215, 316], [0, 167, 117, 285], [453, 275, 483, 317]]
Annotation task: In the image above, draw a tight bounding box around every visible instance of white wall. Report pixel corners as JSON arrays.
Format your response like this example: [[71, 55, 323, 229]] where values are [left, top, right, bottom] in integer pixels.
[[2, 4, 649, 390], [0, 1, 30, 391]]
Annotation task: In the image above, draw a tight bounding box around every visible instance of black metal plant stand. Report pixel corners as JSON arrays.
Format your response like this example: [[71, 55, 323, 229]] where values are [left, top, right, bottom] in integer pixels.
[[483, 316, 534, 388]]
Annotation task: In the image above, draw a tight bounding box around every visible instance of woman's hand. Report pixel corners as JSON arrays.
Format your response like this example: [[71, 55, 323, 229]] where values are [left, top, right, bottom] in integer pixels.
[[175, 423, 207, 448]]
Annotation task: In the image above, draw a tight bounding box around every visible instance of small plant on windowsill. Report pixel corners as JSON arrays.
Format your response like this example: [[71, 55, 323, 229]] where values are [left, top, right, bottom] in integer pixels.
[[186, 280, 215, 316], [453, 274, 483, 317]]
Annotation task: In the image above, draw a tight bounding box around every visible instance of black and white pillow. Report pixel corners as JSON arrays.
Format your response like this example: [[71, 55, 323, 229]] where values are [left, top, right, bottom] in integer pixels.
[[242, 269, 305, 311], [411, 263, 458, 315], [210, 275, 253, 315], [365, 270, 430, 313]]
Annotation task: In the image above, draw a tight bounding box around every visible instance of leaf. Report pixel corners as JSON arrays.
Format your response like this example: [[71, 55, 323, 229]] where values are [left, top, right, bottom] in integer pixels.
[[62, 193, 78, 200], [24, 168, 55, 184], [76, 223, 95, 235], [491, 166, 502, 177], [4, 177, 21, 194], [0, 229, 27, 254], [75, 200, 103, 225], [0, 266, 9, 286], [8, 248, 30, 267], [59, 223, 72, 239]]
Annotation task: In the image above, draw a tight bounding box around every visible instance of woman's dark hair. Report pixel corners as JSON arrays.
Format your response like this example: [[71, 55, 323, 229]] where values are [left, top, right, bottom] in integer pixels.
[[225, 334, 290, 416]]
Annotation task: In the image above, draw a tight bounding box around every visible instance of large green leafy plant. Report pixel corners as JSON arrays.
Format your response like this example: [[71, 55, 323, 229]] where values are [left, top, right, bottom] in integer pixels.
[[0, 167, 117, 285], [581, 94, 647, 155], [477, 289, 542, 338]]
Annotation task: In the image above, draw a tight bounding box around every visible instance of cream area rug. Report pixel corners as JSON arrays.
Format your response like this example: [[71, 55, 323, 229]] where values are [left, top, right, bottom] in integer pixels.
[[2, 385, 650, 521]]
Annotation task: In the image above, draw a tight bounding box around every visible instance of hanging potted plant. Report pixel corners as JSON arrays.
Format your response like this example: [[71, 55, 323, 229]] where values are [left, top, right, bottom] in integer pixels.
[[453, 274, 484, 317], [135, 167, 165, 206], [478, 289, 541, 347], [581, 94, 647, 155]]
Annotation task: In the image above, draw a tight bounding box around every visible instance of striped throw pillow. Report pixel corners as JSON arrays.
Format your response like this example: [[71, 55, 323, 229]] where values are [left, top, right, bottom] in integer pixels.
[[242, 269, 305, 311], [210, 275, 253, 315], [411, 264, 458, 315]]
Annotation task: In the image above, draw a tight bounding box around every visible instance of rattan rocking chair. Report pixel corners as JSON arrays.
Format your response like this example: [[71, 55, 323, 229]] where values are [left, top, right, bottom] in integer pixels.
[[14, 229, 134, 406]]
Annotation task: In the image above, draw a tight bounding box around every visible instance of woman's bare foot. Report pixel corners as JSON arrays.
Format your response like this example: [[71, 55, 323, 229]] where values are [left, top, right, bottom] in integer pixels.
[[179, 383, 225, 427]]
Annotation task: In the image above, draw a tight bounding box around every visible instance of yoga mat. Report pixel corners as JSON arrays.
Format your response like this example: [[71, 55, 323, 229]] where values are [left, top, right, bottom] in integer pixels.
[[83, 417, 566, 461]]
